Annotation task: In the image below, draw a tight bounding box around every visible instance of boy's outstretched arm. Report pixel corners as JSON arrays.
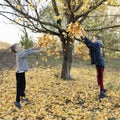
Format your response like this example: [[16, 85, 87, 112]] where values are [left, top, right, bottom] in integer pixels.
[[33, 44, 45, 52], [79, 29, 86, 38], [79, 29, 96, 49]]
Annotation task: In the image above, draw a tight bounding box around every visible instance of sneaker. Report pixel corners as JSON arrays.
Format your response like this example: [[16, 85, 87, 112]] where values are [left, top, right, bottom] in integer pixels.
[[101, 89, 107, 93], [99, 91, 106, 99], [21, 97, 30, 104], [14, 101, 22, 109]]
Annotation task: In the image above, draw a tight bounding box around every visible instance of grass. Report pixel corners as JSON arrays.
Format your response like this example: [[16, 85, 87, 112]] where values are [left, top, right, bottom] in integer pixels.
[[0, 53, 120, 120], [0, 41, 9, 50]]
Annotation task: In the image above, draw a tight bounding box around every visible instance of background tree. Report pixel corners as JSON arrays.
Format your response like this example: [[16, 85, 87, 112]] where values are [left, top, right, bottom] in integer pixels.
[[0, 0, 120, 80], [84, 0, 120, 57], [20, 26, 33, 50]]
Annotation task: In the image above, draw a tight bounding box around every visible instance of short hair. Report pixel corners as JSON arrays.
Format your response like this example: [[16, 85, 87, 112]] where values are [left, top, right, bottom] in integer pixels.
[[10, 44, 17, 53], [94, 35, 101, 40]]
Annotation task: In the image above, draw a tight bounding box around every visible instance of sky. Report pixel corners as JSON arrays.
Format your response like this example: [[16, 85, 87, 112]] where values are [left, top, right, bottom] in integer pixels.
[[0, 17, 21, 45], [0, 0, 51, 45], [0, 0, 21, 44]]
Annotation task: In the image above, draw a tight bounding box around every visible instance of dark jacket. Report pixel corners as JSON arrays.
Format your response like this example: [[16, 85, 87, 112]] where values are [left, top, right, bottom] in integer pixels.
[[82, 37, 104, 67]]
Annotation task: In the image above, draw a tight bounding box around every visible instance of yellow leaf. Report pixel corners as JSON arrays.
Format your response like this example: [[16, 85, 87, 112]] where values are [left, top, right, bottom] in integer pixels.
[[17, 4, 21, 10], [29, 2, 34, 9], [55, 15, 62, 20], [38, 0, 40, 3], [35, 61, 39, 65]]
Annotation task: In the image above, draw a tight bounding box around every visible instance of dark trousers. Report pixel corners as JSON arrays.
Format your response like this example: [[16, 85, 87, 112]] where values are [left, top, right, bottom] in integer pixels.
[[96, 66, 104, 91], [16, 72, 26, 102]]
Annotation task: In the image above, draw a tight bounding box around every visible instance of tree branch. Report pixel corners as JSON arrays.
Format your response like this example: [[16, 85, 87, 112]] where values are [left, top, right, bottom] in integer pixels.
[[51, 0, 61, 26], [0, 12, 59, 36], [73, 0, 83, 12], [104, 46, 120, 52], [3, 0, 60, 31], [75, 0, 107, 23], [74, 37, 120, 52], [88, 14, 120, 17], [86, 25, 120, 31]]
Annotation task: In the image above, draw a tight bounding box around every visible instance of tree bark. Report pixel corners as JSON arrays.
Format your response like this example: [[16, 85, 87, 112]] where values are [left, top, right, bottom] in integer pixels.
[[61, 38, 73, 80]]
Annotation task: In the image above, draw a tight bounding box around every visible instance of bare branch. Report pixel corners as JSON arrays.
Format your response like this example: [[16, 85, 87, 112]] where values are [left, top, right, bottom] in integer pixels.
[[88, 14, 120, 17], [0, 12, 59, 36], [73, 0, 83, 12], [2, 0, 60, 31], [51, 0, 61, 26], [75, 0, 107, 23], [86, 25, 120, 31]]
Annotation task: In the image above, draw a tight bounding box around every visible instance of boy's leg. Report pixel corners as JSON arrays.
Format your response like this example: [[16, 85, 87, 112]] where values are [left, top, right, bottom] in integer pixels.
[[20, 73, 30, 103], [100, 67, 104, 91], [96, 66, 104, 91], [16, 72, 26, 100], [96, 66, 106, 99], [16, 73, 22, 102], [21, 72, 26, 97], [15, 72, 23, 108]]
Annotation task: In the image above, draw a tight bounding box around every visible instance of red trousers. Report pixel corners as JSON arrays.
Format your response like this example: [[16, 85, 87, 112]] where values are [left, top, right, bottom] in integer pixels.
[[96, 66, 104, 91]]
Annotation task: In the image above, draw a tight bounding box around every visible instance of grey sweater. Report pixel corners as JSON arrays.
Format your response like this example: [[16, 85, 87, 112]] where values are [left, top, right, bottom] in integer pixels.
[[16, 48, 38, 72]]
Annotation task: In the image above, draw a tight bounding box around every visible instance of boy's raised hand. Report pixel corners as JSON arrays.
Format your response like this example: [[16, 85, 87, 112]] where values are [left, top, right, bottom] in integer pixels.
[[79, 28, 86, 37], [34, 44, 45, 52], [33, 44, 41, 50], [39, 48, 45, 52]]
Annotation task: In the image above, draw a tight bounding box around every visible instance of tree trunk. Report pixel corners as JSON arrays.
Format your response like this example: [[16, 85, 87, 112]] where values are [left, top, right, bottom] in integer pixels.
[[61, 39, 73, 80]]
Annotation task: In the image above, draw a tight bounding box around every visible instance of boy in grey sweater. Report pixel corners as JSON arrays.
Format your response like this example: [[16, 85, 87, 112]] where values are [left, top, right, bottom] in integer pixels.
[[10, 43, 41, 108]]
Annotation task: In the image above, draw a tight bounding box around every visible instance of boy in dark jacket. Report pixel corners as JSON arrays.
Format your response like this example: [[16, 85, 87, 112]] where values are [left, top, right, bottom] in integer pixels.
[[80, 30, 106, 99]]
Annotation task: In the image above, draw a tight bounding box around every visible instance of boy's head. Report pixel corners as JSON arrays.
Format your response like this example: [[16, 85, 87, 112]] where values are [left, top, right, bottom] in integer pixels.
[[10, 43, 21, 53], [92, 35, 101, 42]]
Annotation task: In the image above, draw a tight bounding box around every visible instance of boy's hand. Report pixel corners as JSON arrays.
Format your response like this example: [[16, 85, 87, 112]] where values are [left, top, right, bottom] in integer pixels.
[[38, 48, 45, 52], [33, 44, 41, 50], [33, 44, 45, 52], [79, 29, 85, 37]]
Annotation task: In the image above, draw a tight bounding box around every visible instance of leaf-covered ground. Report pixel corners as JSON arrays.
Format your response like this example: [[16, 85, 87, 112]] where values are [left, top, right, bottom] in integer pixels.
[[0, 58, 120, 120]]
